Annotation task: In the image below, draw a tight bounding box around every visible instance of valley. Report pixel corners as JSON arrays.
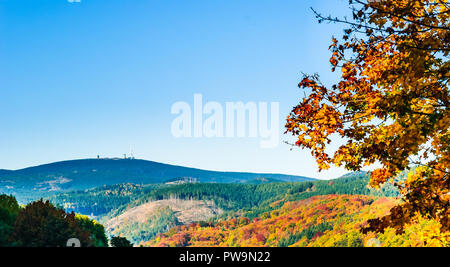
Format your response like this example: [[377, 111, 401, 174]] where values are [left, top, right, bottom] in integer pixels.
[[42, 171, 400, 245]]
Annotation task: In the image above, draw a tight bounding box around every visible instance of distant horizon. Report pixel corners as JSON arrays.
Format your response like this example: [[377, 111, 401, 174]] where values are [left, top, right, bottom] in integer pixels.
[[0, 156, 347, 180]]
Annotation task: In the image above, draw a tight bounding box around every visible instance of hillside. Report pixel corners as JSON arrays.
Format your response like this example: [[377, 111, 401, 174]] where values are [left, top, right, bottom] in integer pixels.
[[0, 158, 314, 202], [0, 170, 12, 175], [47, 171, 398, 218], [104, 199, 222, 244], [133, 172, 399, 220], [144, 195, 448, 247], [48, 183, 166, 217]]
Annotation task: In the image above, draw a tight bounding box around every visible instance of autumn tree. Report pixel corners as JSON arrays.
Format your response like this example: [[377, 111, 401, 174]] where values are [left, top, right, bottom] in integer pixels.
[[286, 0, 449, 234]]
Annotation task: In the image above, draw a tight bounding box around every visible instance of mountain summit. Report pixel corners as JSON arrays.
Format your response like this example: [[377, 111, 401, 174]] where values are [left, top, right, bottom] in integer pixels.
[[0, 158, 315, 201]]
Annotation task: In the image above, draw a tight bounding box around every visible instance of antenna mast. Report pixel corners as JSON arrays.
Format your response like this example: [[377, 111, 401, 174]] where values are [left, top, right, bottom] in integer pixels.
[[129, 145, 134, 159]]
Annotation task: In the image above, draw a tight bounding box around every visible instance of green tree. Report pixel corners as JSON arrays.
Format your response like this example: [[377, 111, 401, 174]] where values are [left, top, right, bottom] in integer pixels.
[[0, 195, 20, 246], [10, 200, 91, 247], [110, 236, 133, 247], [76, 215, 108, 247]]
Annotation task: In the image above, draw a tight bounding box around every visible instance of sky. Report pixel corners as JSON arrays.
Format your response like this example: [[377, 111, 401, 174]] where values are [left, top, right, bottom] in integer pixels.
[[0, 0, 353, 179]]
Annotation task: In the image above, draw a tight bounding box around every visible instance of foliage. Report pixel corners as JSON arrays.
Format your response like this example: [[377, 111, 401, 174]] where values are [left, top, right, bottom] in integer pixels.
[[76, 214, 108, 247], [108, 206, 181, 244], [285, 0, 449, 233], [144, 195, 448, 247], [278, 222, 333, 247], [110, 236, 133, 247], [0, 195, 20, 246], [144, 182, 314, 212], [48, 183, 164, 217], [9, 199, 91, 247], [0, 194, 109, 247]]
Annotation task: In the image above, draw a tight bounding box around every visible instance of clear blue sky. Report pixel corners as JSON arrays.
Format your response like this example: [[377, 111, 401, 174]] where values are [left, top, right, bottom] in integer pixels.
[[0, 0, 352, 179]]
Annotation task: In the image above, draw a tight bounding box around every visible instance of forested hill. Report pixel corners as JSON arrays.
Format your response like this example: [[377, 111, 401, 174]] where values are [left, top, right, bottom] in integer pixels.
[[0, 170, 12, 175], [48, 171, 399, 219], [0, 158, 314, 202], [47, 171, 399, 244]]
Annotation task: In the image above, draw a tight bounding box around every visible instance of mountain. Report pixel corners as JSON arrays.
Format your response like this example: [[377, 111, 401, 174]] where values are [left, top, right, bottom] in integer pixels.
[[0, 158, 315, 201], [243, 177, 284, 184], [0, 170, 12, 175]]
